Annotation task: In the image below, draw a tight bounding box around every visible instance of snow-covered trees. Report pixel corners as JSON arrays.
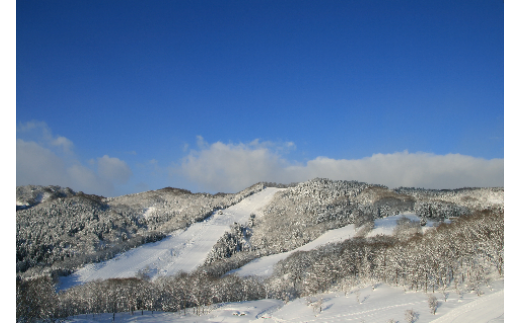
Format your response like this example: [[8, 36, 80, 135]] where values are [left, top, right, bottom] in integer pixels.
[[414, 200, 469, 220], [249, 179, 385, 256], [265, 235, 396, 299], [16, 275, 57, 322], [264, 206, 503, 302], [467, 208, 504, 276], [26, 267, 265, 321], [205, 222, 250, 264], [396, 187, 503, 212]]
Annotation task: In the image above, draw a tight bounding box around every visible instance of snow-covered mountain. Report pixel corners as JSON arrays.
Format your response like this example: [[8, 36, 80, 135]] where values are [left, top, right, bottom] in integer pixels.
[[16, 178, 504, 323], [16, 182, 267, 277]]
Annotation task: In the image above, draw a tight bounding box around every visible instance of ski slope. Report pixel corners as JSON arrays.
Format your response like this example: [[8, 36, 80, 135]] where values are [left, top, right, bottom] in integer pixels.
[[59, 187, 284, 290]]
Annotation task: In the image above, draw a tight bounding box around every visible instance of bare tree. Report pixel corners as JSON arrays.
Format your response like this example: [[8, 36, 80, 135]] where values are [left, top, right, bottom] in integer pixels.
[[442, 290, 449, 302], [355, 289, 361, 304], [428, 294, 438, 315], [404, 309, 418, 323], [312, 297, 323, 314]]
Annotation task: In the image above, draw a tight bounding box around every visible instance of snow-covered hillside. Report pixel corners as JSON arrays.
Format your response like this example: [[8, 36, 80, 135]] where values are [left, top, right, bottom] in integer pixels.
[[17, 179, 504, 323], [60, 204, 505, 323], [58, 188, 435, 289], [59, 188, 283, 289]]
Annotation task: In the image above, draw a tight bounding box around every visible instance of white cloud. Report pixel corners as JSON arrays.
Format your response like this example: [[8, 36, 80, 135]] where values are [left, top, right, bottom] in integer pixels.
[[17, 120, 46, 133], [16, 121, 133, 196], [196, 135, 207, 149], [51, 136, 74, 152], [178, 139, 504, 192], [16, 139, 70, 187], [16, 138, 112, 194], [286, 152, 504, 189], [17, 120, 74, 153], [97, 155, 132, 185], [66, 164, 112, 195], [179, 140, 287, 192]]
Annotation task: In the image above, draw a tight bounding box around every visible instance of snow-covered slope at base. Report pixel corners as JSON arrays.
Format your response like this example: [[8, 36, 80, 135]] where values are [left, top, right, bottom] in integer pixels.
[[267, 282, 503, 323], [231, 213, 438, 279], [430, 289, 503, 323], [59, 188, 283, 290], [62, 280, 504, 323]]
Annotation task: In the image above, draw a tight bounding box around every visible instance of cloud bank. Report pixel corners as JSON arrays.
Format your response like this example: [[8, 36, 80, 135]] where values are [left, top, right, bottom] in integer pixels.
[[179, 138, 504, 192], [16, 124, 504, 196], [16, 122, 132, 196]]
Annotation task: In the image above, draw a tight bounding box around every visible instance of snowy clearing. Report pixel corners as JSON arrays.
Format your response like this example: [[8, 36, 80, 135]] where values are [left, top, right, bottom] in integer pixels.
[[59, 188, 284, 290]]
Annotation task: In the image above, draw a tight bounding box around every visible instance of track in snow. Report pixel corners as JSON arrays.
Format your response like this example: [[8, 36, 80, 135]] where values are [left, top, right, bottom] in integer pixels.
[[59, 187, 283, 290]]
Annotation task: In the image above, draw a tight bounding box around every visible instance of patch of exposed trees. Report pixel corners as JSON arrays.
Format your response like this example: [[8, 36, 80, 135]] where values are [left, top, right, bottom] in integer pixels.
[[205, 221, 252, 265]]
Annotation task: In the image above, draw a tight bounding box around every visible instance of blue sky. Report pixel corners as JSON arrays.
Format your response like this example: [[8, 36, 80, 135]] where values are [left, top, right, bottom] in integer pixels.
[[16, 0, 504, 196]]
